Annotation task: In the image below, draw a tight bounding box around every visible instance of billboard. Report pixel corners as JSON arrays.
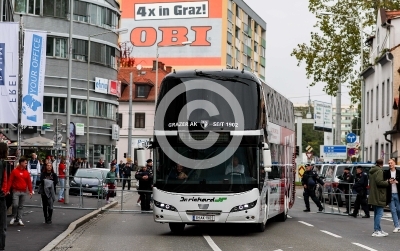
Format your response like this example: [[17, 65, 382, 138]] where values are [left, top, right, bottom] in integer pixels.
[[121, 0, 222, 68], [0, 23, 19, 123], [21, 30, 47, 126], [95, 77, 108, 94], [313, 101, 332, 132]]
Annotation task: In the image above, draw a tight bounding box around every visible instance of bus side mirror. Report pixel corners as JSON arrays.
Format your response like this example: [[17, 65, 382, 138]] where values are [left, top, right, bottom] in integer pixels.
[[262, 143, 272, 170]]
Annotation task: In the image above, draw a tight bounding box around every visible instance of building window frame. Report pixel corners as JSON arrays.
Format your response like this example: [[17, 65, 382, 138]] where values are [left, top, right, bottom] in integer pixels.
[[135, 113, 145, 128]]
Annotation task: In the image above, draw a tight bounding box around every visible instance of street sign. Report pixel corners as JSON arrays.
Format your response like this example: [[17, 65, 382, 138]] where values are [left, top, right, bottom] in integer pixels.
[[346, 133, 357, 143], [306, 152, 313, 159], [306, 145, 313, 152], [323, 145, 347, 159]]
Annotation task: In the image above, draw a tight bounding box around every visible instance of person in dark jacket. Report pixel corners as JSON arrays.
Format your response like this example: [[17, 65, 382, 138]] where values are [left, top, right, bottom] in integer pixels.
[[39, 162, 58, 224], [349, 166, 369, 218], [301, 164, 324, 212], [338, 167, 354, 214], [368, 159, 390, 237], [135, 165, 153, 211], [384, 158, 400, 233], [121, 162, 133, 190]]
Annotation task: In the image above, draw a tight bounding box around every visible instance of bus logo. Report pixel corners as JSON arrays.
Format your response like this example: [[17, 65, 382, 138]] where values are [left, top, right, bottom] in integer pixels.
[[180, 197, 227, 202], [200, 120, 209, 129]]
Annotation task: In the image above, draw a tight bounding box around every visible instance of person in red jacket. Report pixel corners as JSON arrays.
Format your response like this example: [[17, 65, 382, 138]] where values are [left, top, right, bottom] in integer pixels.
[[58, 158, 66, 202], [7, 158, 33, 226]]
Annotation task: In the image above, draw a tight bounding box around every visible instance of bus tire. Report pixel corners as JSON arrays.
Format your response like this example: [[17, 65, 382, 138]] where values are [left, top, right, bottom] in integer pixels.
[[256, 222, 266, 232], [169, 223, 185, 233]]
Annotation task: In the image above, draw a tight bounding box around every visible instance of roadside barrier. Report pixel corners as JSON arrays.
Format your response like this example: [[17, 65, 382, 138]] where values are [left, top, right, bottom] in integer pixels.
[[318, 181, 356, 216]]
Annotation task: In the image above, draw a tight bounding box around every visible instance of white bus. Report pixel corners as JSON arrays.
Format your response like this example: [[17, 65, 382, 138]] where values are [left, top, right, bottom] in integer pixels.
[[151, 69, 295, 233]]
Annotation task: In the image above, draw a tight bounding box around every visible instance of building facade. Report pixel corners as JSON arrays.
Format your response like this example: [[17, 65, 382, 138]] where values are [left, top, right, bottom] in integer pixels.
[[116, 62, 171, 162], [1, 0, 122, 166], [361, 9, 398, 163], [120, 0, 266, 79]]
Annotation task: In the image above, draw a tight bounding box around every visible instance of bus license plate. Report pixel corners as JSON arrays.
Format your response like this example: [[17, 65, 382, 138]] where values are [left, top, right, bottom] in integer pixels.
[[82, 193, 91, 196], [193, 215, 215, 221]]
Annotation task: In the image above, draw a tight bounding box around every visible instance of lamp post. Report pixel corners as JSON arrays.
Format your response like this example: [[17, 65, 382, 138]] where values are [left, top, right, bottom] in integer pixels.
[[86, 28, 127, 164], [317, 12, 363, 148], [155, 41, 192, 103]]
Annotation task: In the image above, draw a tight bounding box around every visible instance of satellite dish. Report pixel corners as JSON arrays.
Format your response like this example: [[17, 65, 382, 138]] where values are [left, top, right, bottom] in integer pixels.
[[136, 64, 142, 71]]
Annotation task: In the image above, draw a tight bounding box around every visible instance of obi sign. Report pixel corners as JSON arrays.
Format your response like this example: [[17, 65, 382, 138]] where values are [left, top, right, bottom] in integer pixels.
[[121, 0, 222, 67]]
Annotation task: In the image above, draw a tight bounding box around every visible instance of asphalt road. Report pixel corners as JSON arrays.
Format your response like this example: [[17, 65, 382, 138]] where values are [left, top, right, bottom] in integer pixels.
[[53, 189, 399, 251]]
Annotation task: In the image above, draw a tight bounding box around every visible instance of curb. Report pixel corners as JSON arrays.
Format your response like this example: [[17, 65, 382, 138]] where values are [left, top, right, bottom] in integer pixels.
[[40, 201, 118, 251]]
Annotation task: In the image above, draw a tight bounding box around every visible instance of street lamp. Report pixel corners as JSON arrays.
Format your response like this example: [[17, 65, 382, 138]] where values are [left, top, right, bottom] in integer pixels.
[[155, 41, 192, 103], [86, 27, 128, 164], [317, 12, 363, 148]]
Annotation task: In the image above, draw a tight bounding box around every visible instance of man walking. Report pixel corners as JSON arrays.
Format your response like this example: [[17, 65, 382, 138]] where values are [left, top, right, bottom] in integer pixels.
[[28, 153, 40, 190], [302, 164, 324, 212], [7, 158, 33, 226], [384, 158, 400, 233], [339, 167, 354, 214], [349, 166, 370, 218], [369, 159, 390, 237], [122, 162, 133, 190]]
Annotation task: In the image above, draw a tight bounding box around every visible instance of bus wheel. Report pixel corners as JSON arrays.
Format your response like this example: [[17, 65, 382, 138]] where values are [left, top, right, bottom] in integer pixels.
[[276, 210, 287, 222], [256, 222, 266, 232], [169, 223, 185, 233]]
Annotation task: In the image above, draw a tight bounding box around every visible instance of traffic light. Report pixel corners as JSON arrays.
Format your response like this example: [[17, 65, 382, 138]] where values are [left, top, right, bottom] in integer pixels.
[[124, 153, 127, 158], [296, 146, 299, 156]]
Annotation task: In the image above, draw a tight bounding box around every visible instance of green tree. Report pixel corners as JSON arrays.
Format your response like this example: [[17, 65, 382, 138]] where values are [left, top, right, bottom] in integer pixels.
[[291, 0, 400, 104]]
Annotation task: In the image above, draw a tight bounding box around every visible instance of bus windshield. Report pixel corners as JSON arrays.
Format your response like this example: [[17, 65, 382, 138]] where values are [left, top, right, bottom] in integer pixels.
[[156, 75, 260, 130], [153, 146, 259, 193]]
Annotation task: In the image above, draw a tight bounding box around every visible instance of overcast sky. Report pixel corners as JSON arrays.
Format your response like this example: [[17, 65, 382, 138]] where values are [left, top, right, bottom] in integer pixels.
[[244, 0, 352, 106]]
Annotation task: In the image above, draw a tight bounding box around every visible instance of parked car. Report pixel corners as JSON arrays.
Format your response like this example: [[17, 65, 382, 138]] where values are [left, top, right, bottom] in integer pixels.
[[70, 168, 109, 198]]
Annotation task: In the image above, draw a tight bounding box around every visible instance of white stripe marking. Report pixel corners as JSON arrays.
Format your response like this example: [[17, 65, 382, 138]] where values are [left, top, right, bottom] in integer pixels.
[[382, 218, 393, 222], [287, 215, 292, 219], [273, 250, 283, 251], [320, 230, 342, 238], [352, 243, 378, 251], [298, 221, 313, 227], [203, 235, 222, 251], [297, 196, 302, 199]]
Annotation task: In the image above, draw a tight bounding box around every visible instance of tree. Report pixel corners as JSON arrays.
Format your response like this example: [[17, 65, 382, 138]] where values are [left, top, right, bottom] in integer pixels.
[[291, 0, 400, 104], [351, 109, 362, 136]]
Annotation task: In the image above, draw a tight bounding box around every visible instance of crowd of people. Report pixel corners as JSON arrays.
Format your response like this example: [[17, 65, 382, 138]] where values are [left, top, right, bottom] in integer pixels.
[[303, 159, 400, 237]]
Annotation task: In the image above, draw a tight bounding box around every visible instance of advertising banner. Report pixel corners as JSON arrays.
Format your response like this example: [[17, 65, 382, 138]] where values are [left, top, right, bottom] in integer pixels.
[[121, 0, 222, 68], [313, 101, 332, 132], [95, 77, 108, 94], [21, 30, 47, 126], [108, 80, 119, 96], [69, 122, 76, 162], [75, 123, 84, 136], [0, 23, 19, 123]]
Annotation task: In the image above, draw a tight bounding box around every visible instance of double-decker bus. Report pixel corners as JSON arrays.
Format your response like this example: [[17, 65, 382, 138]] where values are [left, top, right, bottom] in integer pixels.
[[150, 69, 295, 233]]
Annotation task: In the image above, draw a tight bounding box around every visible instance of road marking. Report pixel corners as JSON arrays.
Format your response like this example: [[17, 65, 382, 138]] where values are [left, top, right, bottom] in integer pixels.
[[320, 230, 342, 238], [352, 243, 378, 251], [273, 250, 283, 251], [382, 218, 393, 222], [203, 235, 222, 251], [297, 196, 302, 199], [298, 221, 313, 227]]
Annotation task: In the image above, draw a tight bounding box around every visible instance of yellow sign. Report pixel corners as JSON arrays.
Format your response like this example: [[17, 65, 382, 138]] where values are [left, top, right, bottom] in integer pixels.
[[298, 165, 305, 178]]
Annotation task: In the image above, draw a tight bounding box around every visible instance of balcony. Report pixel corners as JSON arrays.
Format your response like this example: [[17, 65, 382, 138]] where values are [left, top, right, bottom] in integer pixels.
[[246, 45, 252, 56], [235, 38, 240, 49], [261, 38, 266, 48], [236, 16, 242, 27]]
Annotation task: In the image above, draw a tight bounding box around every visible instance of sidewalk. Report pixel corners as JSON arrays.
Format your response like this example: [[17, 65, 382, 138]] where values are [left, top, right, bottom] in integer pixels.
[[6, 193, 113, 251]]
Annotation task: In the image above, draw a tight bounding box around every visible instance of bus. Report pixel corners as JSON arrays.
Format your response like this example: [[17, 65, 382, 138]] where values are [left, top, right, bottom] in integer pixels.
[[150, 69, 295, 233]]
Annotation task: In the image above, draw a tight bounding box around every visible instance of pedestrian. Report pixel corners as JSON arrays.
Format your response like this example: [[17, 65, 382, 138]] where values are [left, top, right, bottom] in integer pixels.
[[146, 159, 153, 172], [105, 163, 117, 204], [122, 162, 133, 190], [133, 160, 139, 171], [349, 166, 370, 218], [118, 160, 125, 181], [39, 162, 58, 224], [135, 165, 153, 211], [7, 158, 33, 226], [28, 153, 40, 191], [82, 158, 90, 168], [301, 163, 324, 212], [384, 158, 400, 233], [58, 157, 66, 202], [0, 143, 9, 250], [368, 159, 390, 237], [96, 158, 105, 168], [338, 167, 354, 214]]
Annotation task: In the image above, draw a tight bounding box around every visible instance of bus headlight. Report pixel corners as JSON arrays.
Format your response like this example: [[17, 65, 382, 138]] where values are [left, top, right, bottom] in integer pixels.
[[154, 200, 177, 212], [230, 200, 257, 212]]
